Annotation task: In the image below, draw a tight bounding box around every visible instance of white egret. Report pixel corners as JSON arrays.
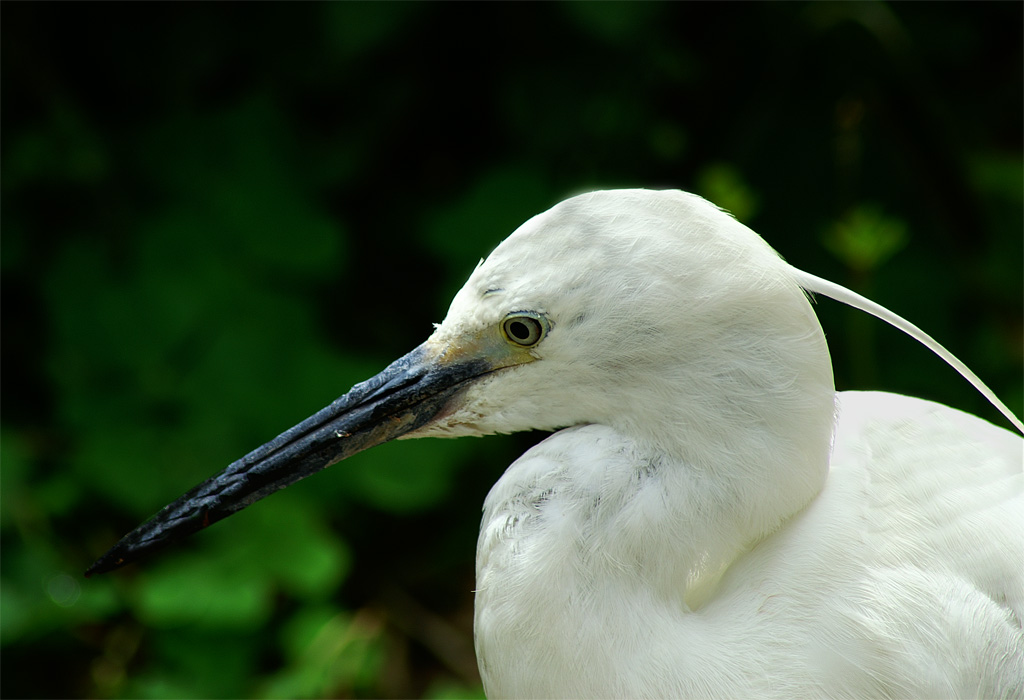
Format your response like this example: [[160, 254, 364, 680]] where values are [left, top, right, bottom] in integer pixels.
[[89, 189, 1023, 698]]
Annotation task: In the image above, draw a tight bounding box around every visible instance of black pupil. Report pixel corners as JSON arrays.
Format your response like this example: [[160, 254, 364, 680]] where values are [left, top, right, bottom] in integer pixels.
[[509, 320, 531, 341]]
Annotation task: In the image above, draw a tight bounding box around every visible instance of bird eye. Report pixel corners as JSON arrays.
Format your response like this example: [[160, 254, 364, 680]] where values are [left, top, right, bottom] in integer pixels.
[[502, 313, 546, 347]]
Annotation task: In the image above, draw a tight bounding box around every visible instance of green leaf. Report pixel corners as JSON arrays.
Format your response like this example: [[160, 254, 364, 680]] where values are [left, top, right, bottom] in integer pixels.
[[823, 205, 909, 273]]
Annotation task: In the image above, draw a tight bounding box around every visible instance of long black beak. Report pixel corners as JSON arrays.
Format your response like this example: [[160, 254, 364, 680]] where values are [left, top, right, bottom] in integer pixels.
[[86, 342, 490, 576]]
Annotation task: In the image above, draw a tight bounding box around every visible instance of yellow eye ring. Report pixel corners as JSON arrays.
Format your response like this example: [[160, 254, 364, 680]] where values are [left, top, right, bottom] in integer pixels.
[[502, 313, 547, 347]]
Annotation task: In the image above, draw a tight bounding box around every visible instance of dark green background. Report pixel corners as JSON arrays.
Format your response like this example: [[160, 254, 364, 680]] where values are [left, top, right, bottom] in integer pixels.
[[2, 3, 1021, 698]]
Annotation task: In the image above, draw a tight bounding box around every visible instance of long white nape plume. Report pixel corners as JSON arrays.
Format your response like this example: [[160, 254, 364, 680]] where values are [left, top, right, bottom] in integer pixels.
[[791, 268, 1024, 435]]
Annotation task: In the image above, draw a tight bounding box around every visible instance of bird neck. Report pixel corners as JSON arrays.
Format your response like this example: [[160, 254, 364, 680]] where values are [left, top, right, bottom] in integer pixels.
[[475, 402, 835, 694], [600, 285, 839, 604]]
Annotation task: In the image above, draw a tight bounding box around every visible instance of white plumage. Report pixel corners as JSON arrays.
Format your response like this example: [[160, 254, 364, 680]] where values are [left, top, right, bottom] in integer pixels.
[[90, 188, 1023, 698], [408, 189, 1023, 698]]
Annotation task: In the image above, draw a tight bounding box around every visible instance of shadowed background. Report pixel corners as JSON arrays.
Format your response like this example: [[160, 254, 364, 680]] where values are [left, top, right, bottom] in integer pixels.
[[2, 3, 1021, 698]]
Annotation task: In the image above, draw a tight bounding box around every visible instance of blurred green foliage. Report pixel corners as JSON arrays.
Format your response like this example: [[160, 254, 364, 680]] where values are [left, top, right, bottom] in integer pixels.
[[2, 3, 1021, 698], [823, 204, 908, 273]]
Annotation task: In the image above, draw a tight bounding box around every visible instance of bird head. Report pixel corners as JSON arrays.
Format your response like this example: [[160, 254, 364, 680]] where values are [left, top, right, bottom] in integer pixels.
[[412, 190, 836, 460]]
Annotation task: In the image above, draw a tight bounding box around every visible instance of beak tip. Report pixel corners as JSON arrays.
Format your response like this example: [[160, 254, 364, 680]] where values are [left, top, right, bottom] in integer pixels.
[[84, 551, 125, 578], [79, 542, 131, 579]]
